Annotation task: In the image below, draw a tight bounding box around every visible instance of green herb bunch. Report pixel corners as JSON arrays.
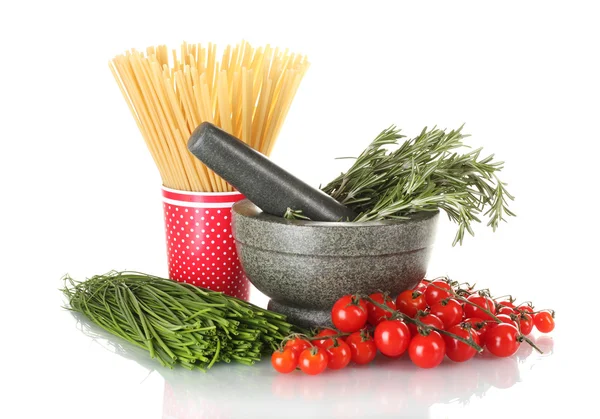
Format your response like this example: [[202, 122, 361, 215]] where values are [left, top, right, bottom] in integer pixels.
[[62, 271, 299, 371], [320, 125, 515, 245]]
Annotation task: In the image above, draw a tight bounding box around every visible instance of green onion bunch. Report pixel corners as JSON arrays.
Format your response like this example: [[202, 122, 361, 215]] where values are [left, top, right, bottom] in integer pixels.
[[62, 271, 299, 371]]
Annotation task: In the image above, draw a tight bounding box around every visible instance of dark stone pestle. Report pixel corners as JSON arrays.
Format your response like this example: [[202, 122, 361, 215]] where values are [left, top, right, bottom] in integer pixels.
[[187, 122, 356, 222]]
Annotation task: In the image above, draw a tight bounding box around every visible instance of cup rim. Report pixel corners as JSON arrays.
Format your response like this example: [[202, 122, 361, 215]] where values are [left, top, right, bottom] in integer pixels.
[[162, 185, 242, 196]]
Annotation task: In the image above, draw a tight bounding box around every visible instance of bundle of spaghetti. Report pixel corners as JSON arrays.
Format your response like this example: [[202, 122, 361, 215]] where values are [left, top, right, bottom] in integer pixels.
[[109, 41, 309, 192]]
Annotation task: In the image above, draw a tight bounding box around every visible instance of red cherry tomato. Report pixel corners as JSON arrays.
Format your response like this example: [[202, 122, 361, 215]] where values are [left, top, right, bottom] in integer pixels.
[[396, 290, 427, 318], [374, 319, 411, 357], [298, 347, 329, 375], [430, 299, 463, 329], [466, 317, 491, 345], [444, 324, 480, 362], [284, 338, 311, 356], [366, 292, 396, 326], [331, 295, 368, 333], [534, 312, 555, 333], [464, 294, 496, 321], [462, 317, 489, 345], [314, 328, 342, 349], [271, 348, 298, 373], [325, 340, 351, 370], [424, 280, 452, 306], [516, 304, 534, 314], [496, 314, 519, 329], [413, 279, 430, 293], [518, 312, 534, 335], [408, 331, 446, 368], [408, 312, 445, 337], [486, 323, 520, 357], [497, 306, 516, 316], [345, 331, 378, 365], [497, 300, 515, 309]]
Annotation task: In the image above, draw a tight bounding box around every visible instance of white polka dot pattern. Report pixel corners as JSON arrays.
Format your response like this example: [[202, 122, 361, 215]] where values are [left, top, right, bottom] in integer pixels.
[[162, 189, 249, 301]]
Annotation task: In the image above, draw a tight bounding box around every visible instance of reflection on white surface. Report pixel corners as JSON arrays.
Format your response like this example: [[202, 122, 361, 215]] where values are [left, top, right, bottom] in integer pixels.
[[72, 313, 555, 419], [161, 336, 554, 419]]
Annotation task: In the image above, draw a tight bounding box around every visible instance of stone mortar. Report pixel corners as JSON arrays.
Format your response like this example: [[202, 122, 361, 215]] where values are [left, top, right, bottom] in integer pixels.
[[231, 200, 439, 328]]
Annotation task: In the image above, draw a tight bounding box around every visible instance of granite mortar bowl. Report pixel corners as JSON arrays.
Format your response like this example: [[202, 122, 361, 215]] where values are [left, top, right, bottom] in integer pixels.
[[231, 199, 439, 328]]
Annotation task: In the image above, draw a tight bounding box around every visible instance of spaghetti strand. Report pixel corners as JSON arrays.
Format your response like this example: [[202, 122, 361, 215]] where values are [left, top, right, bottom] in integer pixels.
[[110, 41, 308, 192]]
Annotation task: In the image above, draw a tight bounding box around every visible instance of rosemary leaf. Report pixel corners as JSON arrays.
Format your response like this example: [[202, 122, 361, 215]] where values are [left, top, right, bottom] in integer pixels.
[[322, 125, 515, 245]]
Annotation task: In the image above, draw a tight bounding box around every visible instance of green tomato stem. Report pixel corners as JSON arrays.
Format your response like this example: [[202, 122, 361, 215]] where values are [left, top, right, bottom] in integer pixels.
[[519, 335, 543, 354], [304, 332, 350, 341], [364, 296, 483, 353], [428, 282, 503, 323]]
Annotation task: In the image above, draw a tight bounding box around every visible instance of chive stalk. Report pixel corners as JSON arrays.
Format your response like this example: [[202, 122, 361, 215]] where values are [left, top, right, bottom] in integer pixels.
[[62, 271, 302, 371]]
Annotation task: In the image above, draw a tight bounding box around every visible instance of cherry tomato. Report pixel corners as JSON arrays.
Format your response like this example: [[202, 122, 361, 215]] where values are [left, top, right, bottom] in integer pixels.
[[425, 280, 453, 306], [413, 279, 430, 293], [408, 331, 446, 368], [374, 319, 411, 357], [313, 328, 342, 349], [497, 306, 516, 316], [464, 294, 496, 321], [518, 312, 534, 335], [534, 311, 555, 333], [444, 324, 480, 362], [457, 289, 473, 298], [345, 331, 377, 365], [366, 292, 396, 326], [331, 295, 368, 333], [486, 323, 520, 357], [325, 340, 351, 370], [497, 300, 515, 309], [271, 348, 298, 373], [298, 347, 329, 375], [496, 314, 519, 329], [408, 312, 445, 337], [284, 337, 311, 356], [516, 304, 534, 314], [430, 299, 463, 329], [396, 290, 427, 318], [462, 317, 489, 345]]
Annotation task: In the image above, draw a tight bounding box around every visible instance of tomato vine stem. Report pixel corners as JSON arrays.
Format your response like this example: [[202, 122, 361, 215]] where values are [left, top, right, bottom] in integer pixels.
[[428, 280, 546, 354], [428, 282, 503, 323], [364, 296, 483, 352], [519, 335, 543, 354]]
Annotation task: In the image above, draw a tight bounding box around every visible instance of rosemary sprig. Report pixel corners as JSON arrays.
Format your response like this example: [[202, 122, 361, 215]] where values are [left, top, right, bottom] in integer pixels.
[[283, 208, 312, 221], [321, 125, 515, 245]]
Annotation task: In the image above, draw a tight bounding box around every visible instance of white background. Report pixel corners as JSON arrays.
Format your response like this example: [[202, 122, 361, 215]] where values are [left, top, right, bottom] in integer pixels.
[[1, 1, 599, 418]]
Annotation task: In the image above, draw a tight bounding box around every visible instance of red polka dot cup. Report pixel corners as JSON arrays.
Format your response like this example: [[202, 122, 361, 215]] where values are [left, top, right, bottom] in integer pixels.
[[161, 186, 250, 301]]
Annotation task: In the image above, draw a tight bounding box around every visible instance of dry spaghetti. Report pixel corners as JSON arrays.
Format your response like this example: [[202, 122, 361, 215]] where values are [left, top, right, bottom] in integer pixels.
[[110, 41, 309, 192]]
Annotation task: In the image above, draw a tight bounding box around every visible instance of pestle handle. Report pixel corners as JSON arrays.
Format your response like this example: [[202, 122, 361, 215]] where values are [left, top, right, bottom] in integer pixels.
[[187, 122, 356, 222]]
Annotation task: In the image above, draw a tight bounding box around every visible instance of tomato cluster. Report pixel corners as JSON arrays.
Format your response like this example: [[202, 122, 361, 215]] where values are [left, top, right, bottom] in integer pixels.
[[271, 278, 555, 375], [271, 328, 374, 375]]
